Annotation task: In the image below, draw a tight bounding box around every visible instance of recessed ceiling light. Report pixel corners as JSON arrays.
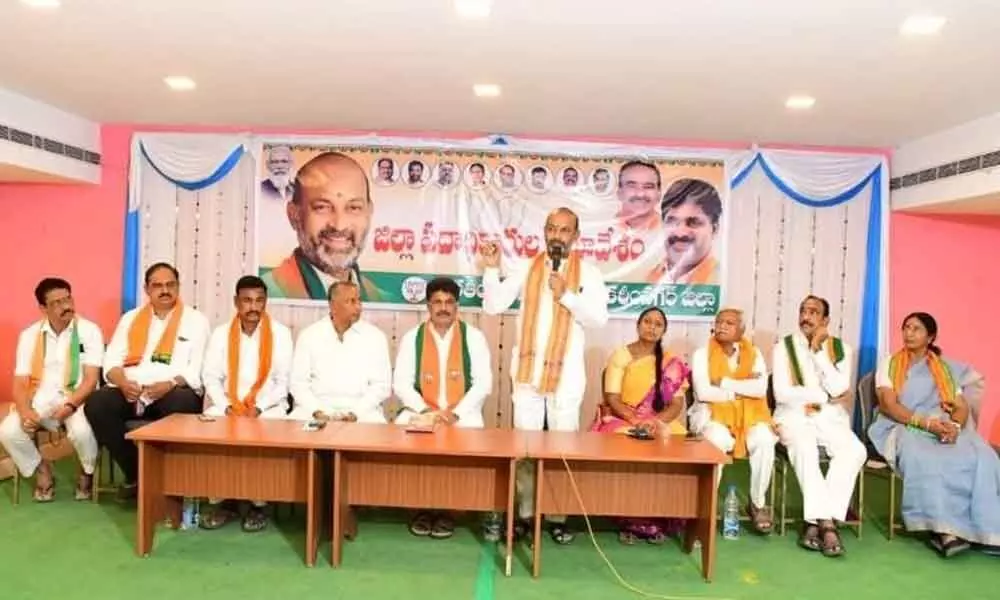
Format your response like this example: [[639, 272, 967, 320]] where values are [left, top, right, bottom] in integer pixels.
[[455, 0, 491, 19], [164, 76, 196, 91], [785, 95, 816, 110], [20, 0, 61, 8], [900, 15, 946, 36], [473, 84, 501, 98]]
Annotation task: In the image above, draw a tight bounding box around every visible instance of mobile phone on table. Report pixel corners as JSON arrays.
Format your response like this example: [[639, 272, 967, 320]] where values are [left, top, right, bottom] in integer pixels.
[[303, 420, 327, 432]]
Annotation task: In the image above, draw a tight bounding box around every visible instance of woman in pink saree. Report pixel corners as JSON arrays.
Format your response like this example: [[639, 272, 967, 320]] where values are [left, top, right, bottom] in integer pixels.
[[591, 306, 690, 543]]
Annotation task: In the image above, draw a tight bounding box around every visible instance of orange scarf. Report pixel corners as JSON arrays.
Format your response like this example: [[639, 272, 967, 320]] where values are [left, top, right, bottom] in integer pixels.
[[517, 251, 581, 394], [27, 320, 81, 400], [889, 350, 957, 413], [706, 337, 771, 458], [124, 303, 184, 367], [226, 314, 274, 416], [417, 321, 467, 411]]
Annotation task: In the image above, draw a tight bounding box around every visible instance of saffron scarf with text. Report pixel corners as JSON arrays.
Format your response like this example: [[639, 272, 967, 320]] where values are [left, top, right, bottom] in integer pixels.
[[888, 350, 957, 412], [516, 251, 581, 394]]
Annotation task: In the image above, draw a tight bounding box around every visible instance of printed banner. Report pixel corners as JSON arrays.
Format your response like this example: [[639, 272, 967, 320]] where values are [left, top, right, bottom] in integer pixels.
[[255, 138, 727, 319]]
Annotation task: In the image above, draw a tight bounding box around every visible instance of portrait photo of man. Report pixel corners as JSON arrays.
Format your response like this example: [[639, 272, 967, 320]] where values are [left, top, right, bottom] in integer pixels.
[[261, 145, 295, 200], [646, 178, 722, 286], [615, 160, 662, 231], [261, 151, 385, 301], [591, 167, 613, 195], [373, 157, 397, 185], [528, 165, 550, 193], [560, 166, 580, 189], [496, 164, 520, 190], [406, 160, 428, 186], [436, 161, 459, 188]]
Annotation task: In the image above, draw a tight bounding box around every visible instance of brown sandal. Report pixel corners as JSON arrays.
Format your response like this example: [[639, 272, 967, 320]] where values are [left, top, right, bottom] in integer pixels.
[[33, 479, 55, 503], [820, 524, 844, 557], [199, 505, 234, 530], [74, 474, 93, 501], [748, 503, 774, 535], [799, 523, 821, 551]]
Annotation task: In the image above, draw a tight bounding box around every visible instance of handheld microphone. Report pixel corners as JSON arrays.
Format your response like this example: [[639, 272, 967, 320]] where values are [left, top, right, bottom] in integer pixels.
[[550, 244, 564, 272]]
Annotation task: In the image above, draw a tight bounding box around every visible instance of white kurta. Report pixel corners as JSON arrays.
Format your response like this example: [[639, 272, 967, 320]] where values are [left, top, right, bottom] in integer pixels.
[[103, 305, 211, 390], [482, 256, 608, 432], [289, 318, 391, 423], [772, 332, 866, 522], [689, 342, 776, 508], [484, 253, 608, 523], [201, 317, 294, 418], [0, 317, 104, 476], [392, 321, 493, 428]]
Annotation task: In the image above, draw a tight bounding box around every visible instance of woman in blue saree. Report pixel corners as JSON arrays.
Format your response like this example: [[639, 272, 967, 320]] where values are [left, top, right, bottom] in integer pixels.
[[871, 312, 1000, 557]]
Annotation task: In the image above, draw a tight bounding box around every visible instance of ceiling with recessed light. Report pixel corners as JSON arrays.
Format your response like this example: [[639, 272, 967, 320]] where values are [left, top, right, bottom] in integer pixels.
[[1, 0, 998, 148]]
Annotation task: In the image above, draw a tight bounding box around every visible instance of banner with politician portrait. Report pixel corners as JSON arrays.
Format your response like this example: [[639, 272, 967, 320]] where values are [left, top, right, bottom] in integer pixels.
[[255, 137, 727, 320]]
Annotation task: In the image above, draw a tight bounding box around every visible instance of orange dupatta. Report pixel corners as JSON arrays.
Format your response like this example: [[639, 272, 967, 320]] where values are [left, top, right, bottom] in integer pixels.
[[417, 321, 467, 411], [516, 251, 581, 394], [226, 314, 274, 416], [27, 320, 82, 400], [123, 303, 184, 367], [888, 350, 957, 413], [706, 337, 771, 458]]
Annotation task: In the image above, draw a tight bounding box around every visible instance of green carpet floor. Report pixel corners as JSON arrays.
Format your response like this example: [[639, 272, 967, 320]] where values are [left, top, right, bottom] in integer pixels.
[[0, 461, 996, 600]]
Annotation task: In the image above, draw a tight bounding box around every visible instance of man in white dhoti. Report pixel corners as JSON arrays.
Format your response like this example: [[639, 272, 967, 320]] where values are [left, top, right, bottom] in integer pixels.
[[290, 281, 391, 423], [199, 275, 294, 532], [690, 308, 777, 534], [0, 278, 104, 502], [772, 295, 866, 558], [480, 207, 609, 545], [393, 276, 494, 539], [84, 263, 210, 502]]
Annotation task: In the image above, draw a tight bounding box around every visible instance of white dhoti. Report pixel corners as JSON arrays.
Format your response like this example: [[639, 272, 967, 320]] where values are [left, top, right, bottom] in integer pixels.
[[0, 400, 98, 477], [513, 385, 582, 523], [699, 420, 777, 508], [776, 407, 866, 523]]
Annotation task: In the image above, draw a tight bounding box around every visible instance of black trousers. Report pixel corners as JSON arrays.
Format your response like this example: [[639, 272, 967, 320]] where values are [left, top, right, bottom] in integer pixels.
[[83, 386, 201, 483]]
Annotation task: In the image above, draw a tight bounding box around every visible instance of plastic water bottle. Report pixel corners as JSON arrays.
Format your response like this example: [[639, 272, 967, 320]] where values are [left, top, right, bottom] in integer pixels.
[[181, 498, 200, 530], [722, 485, 740, 540]]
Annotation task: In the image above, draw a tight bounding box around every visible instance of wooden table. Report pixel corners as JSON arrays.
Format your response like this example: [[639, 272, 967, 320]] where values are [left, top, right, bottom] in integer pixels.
[[525, 431, 730, 581], [329, 424, 523, 575], [126, 414, 326, 566]]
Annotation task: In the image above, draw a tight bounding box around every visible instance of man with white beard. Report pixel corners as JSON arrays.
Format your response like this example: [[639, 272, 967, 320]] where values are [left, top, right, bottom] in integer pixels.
[[261, 145, 295, 200], [262, 151, 387, 301]]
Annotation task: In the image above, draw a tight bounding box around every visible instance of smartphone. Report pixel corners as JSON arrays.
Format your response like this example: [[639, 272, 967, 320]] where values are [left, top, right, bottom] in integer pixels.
[[197, 414, 216, 423], [302, 420, 328, 432]]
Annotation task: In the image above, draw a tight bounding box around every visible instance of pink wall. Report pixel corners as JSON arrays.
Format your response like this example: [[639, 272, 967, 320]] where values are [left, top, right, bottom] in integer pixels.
[[890, 212, 1000, 443], [0, 125, 129, 403]]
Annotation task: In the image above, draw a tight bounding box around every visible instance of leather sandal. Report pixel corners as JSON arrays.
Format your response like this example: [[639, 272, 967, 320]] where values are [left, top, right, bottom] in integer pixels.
[[548, 523, 575, 545], [820, 524, 844, 557], [74, 473, 93, 501], [241, 507, 269, 533], [430, 515, 455, 539], [799, 523, 821, 551], [748, 503, 773, 535], [33, 479, 55, 503], [409, 512, 435, 537]]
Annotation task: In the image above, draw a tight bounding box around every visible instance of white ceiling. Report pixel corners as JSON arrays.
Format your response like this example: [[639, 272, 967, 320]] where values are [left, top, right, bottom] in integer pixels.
[[2, 0, 999, 148]]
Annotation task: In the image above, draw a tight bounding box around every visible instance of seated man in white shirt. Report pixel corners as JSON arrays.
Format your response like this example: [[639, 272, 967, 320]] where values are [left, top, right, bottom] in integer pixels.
[[0, 278, 104, 501], [290, 281, 391, 423], [392, 276, 493, 540], [84, 263, 211, 501], [772, 295, 866, 558], [199, 275, 294, 532], [690, 308, 776, 534]]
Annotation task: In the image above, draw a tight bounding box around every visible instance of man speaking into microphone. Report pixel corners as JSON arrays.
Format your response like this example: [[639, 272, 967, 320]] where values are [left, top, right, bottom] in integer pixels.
[[480, 207, 609, 545]]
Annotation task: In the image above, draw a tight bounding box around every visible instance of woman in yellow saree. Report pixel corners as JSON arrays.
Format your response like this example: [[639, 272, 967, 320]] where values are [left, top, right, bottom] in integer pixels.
[[590, 306, 689, 543]]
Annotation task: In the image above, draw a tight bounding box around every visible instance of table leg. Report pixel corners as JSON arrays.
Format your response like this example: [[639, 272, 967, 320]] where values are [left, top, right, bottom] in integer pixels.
[[331, 451, 344, 568], [505, 458, 516, 577], [136, 441, 163, 557], [531, 458, 543, 578], [305, 449, 320, 567], [699, 465, 720, 582]]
